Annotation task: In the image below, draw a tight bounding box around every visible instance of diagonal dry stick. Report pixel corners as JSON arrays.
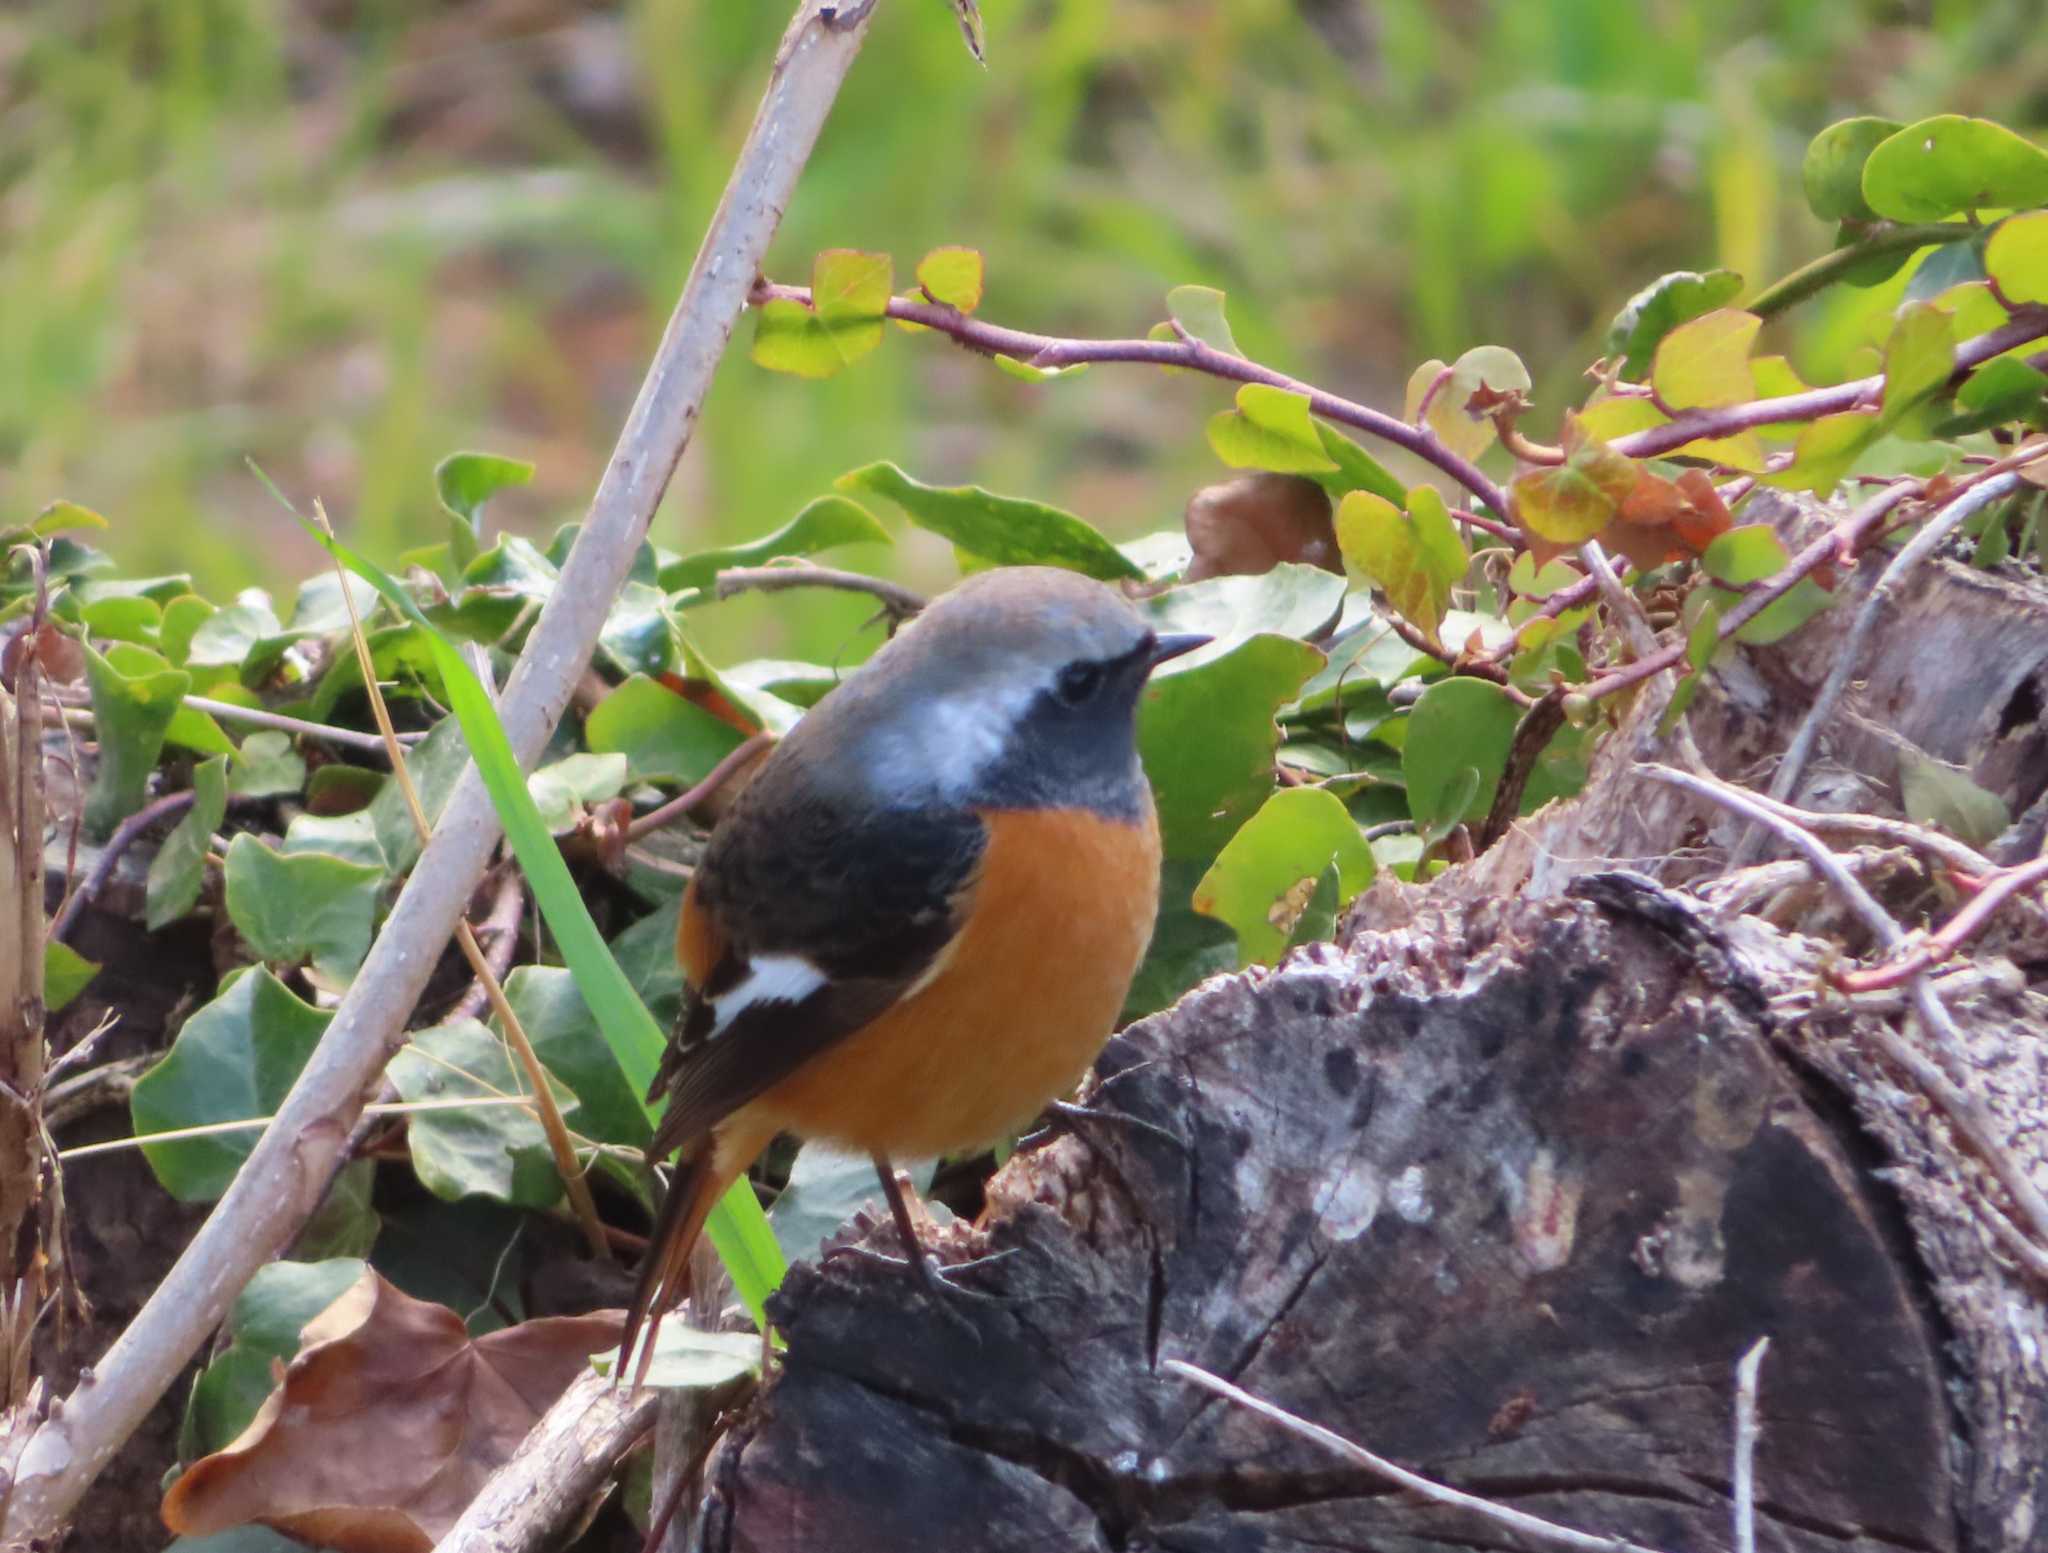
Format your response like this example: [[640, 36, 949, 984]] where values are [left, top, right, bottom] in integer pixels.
[[0, 3, 885, 1541]]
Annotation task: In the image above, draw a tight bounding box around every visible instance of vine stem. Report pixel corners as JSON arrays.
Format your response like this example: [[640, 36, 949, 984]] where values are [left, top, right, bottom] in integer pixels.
[[0, 2, 883, 1541], [1613, 313, 2048, 460], [1747, 222, 1978, 317], [752, 282, 1512, 520]]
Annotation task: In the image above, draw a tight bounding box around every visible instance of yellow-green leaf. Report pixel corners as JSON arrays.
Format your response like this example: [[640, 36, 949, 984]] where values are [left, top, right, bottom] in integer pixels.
[[1192, 787, 1375, 967], [1651, 309, 1760, 410], [916, 246, 984, 312], [1207, 384, 1339, 474], [1987, 210, 2048, 307]]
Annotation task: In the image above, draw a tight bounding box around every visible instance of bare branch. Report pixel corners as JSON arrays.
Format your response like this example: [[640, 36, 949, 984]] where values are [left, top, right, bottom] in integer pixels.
[[713, 561, 927, 621], [435, 1369, 660, 1553], [1732, 475, 2012, 867], [626, 732, 778, 845], [0, 2, 885, 1540], [1163, 1359, 1671, 1553], [752, 281, 1512, 519]]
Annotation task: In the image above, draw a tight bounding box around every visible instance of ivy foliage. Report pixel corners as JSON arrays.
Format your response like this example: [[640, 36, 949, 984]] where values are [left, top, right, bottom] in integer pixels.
[[10, 115, 2046, 1494]]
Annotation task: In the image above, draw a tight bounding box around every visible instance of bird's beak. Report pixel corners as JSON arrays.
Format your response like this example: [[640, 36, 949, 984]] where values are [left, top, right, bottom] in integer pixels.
[[1148, 632, 1212, 669]]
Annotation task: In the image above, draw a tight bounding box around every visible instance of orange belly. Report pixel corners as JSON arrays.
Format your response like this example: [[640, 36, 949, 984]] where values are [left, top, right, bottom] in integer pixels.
[[750, 802, 1161, 1157]]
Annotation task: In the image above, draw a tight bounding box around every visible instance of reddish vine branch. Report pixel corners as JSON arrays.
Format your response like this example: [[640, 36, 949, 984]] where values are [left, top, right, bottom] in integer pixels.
[[750, 281, 1513, 519]]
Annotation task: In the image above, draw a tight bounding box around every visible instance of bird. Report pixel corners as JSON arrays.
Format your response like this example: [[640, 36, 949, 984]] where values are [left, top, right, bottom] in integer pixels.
[[621, 564, 1208, 1372]]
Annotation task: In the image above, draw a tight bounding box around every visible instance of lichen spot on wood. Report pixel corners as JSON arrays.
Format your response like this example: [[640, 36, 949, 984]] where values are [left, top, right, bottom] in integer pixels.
[[1312, 1159, 1381, 1241]]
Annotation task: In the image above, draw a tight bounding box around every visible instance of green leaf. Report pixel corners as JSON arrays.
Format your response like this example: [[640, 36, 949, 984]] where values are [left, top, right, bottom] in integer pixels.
[[1898, 746, 2011, 846], [586, 674, 747, 785], [179, 1258, 367, 1459], [223, 834, 385, 980], [1685, 597, 1724, 671], [990, 355, 1089, 383], [436, 452, 535, 527], [1141, 562, 1347, 651], [1701, 526, 1836, 644], [147, 756, 229, 930], [660, 496, 891, 595], [1879, 301, 1956, 429], [227, 730, 307, 800], [1312, 422, 1408, 507], [388, 1019, 575, 1207], [26, 500, 109, 539], [1402, 678, 1521, 834], [43, 941, 98, 1015], [590, 1323, 762, 1391], [1764, 410, 1882, 496], [1334, 488, 1467, 640], [916, 246, 984, 311], [836, 461, 1139, 579], [1207, 384, 1340, 475], [436, 453, 535, 570], [1936, 356, 2048, 436], [752, 250, 893, 379], [80, 594, 161, 645], [1139, 635, 1323, 859], [1165, 284, 1241, 355], [297, 525, 784, 1329], [1701, 525, 1789, 587], [185, 603, 284, 672], [1606, 269, 1744, 378], [133, 967, 332, 1200], [1651, 309, 1760, 410], [597, 581, 680, 678], [528, 751, 629, 831], [1986, 209, 2048, 307], [1803, 117, 1904, 222], [1863, 115, 2048, 222], [1191, 787, 1374, 966], [770, 1145, 935, 1265], [159, 595, 216, 667], [81, 641, 190, 839]]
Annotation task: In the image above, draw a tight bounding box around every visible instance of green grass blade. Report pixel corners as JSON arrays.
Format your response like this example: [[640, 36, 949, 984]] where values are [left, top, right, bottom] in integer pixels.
[[300, 522, 787, 1324]]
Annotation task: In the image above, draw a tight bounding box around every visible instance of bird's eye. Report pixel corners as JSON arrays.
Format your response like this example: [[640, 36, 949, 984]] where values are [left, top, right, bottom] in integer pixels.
[[1055, 660, 1104, 705]]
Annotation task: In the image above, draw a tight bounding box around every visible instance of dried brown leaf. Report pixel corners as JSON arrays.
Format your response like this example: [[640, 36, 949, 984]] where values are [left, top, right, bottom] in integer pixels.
[[1183, 473, 1341, 582], [161, 1269, 623, 1552]]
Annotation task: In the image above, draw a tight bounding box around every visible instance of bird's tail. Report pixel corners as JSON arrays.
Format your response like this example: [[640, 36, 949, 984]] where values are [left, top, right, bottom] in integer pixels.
[[619, 1144, 728, 1391]]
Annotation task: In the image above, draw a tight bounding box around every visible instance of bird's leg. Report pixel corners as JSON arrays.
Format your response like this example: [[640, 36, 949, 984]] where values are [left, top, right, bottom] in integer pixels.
[[853, 1152, 1010, 1309]]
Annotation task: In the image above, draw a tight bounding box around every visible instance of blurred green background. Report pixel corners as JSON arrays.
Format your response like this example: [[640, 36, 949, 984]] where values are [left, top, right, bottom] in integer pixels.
[[5, 0, 2044, 660]]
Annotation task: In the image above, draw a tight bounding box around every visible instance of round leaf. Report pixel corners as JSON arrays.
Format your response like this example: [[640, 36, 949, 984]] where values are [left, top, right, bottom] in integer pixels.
[[1401, 678, 1521, 834], [1862, 115, 2048, 222], [1986, 209, 2048, 307], [1802, 117, 1903, 222], [1191, 787, 1375, 966]]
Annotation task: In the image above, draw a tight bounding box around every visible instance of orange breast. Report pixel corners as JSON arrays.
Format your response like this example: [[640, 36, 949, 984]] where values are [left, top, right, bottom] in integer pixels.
[[750, 802, 1162, 1157]]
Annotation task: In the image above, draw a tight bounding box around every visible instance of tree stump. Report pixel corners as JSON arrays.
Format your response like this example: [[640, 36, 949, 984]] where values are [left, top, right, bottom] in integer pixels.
[[688, 882, 2005, 1552]]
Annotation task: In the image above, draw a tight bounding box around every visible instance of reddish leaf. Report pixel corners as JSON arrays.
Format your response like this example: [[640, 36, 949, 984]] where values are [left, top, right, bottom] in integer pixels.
[[652, 672, 761, 735], [1511, 415, 1640, 545], [162, 1269, 623, 1553], [1183, 473, 1341, 582]]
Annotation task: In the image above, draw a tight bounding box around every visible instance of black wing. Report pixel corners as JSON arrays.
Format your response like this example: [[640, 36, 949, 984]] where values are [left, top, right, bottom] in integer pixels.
[[647, 775, 986, 1160]]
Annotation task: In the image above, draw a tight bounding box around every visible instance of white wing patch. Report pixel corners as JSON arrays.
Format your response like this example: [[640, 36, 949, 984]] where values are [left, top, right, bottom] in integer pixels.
[[706, 953, 828, 1040]]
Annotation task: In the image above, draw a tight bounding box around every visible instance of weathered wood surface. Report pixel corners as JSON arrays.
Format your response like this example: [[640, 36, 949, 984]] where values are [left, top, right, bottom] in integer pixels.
[[689, 888, 1968, 1552]]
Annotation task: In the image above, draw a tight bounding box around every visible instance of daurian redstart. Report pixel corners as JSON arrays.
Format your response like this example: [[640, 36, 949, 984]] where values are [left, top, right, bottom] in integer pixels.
[[622, 565, 1207, 1364]]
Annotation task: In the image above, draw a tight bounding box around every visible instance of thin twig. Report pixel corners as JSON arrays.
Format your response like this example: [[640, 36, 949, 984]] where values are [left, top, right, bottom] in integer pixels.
[[49, 789, 198, 943], [1478, 688, 1567, 850], [1643, 764, 2048, 1279], [447, 867, 529, 1025], [713, 562, 927, 621], [1731, 1337, 1769, 1553], [185, 694, 421, 756], [1580, 477, 1937, 705], [1839, 854, 2048, 993], [625, 733, 777, 844], [754, 281, 1512, 519], [1163, 1359, 1670, 1553], [1732, 477, 2005, 867], [0, 3, 883, 1538], [57, 1094, 549, 1161]]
